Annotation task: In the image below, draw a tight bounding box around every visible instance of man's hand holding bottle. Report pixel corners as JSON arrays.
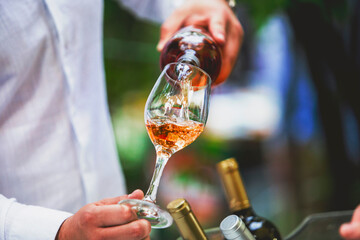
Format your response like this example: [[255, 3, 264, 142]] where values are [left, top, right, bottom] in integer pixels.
[[157, 0, 244, 86]]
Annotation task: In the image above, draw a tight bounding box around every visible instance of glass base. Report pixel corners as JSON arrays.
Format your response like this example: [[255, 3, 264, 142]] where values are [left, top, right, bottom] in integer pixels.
[[118, 199, 173, 229]]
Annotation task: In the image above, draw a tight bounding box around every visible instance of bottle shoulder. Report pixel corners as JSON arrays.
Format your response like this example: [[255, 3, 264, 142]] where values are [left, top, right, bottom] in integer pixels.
[[234, 211, 282, 240]]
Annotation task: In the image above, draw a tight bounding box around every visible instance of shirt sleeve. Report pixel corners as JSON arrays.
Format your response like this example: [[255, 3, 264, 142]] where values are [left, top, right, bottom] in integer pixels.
[[0, 195, 73, 240], [117, 0, 185, 23]]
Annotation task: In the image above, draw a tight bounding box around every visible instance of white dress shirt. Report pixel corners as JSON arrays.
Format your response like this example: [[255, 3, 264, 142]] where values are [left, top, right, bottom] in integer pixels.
[[0, 0, 181, 239]]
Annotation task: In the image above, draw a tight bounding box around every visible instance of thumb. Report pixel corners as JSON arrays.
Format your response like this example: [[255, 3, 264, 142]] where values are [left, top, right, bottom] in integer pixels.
[[127, 189, 144, 200]]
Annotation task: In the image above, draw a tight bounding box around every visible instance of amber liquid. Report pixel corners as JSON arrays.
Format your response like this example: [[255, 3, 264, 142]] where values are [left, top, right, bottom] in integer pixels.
[[146, 117, 204, 154], [160, 26, 222, 83]]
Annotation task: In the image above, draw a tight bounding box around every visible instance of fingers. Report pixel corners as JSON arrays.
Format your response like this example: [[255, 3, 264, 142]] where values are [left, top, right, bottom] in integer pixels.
[[128, 189, 145, 200], [96, 204, 138, 227], [339, 222, 360, 240], [208, 11, 227, 45], [157, 9, 186, 51], [339, 205, 360, 240], [351, 205, 360, 222], [215, 15, 243, 85], [87, 190, 145, 227], [100, 219, 151, 240], [97, 190, 144, 205]]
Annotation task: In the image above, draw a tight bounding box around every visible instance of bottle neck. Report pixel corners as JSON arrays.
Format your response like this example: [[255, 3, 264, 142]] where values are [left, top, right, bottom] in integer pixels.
[[217, 158, 251, 212], [222, 169, 251, 212], [232, 206, 256, 218], [167, 199, 208, 240], [177, 49, 200, 67]]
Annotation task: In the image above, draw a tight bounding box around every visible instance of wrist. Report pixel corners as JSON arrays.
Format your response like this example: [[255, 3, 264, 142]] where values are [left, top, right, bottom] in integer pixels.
[[55, 217, 70, 240]]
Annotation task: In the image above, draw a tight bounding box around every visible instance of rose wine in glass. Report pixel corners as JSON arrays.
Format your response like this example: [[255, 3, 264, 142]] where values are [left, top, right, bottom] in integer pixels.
[[118, 62, 211, 228], [146, 117, 204, 154]]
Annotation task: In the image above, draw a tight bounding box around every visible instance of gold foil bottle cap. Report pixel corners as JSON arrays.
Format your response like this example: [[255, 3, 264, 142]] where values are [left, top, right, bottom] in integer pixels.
[[167, 198, 192, 219], [216, 158, 239, 174], [216, 158, 251, 211], [167, 198, 207, 240]]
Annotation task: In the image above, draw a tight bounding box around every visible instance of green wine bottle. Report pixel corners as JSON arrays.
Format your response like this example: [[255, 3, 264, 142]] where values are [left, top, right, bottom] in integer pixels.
[[217, 158, 282, 240]]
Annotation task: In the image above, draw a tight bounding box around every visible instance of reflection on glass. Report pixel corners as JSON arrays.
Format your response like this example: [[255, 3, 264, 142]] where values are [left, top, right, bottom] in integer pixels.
[[119, 62, 211, 228]]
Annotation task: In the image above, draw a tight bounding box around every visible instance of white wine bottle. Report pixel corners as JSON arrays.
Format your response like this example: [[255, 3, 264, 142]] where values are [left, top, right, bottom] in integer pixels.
[[220, 214, 256, 240], [217, 158, 282, 240]]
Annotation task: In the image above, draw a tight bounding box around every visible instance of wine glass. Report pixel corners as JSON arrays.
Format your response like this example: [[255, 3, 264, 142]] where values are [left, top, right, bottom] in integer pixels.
[[119, 62, 211, 228]]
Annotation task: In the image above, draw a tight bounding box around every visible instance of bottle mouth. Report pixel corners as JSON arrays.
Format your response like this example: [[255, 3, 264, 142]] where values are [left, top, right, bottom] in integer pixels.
[[167, 198, 191, 219], [220, 215, 245, 233], [216, 158, 239, 174], [220, 215, 255, 240], [163, 62, 212, 90], [177, 49, 201, 67]]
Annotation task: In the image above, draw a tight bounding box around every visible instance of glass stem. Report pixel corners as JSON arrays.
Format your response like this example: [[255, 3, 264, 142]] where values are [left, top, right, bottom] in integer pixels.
[[143, 151, 171, 203]]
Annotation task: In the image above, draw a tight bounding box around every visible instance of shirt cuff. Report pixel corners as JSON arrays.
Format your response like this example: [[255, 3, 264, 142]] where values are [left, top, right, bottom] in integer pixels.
[[3, 197, 72, 240]]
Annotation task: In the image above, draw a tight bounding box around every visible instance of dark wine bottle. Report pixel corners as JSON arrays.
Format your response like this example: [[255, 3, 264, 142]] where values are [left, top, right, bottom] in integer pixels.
[[216, 158, 282, 240], [160, 25, 222, 84]]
